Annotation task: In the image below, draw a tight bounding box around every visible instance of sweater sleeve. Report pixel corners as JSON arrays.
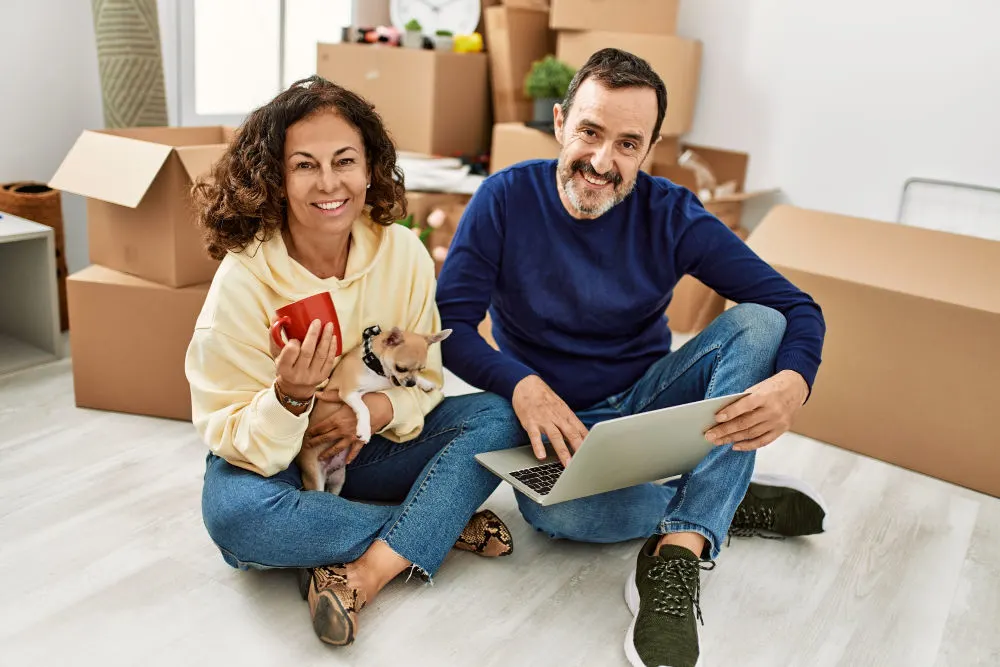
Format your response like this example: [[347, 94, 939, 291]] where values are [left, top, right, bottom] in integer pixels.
[[375, 249, 445, 442], [671, 191, 826, 391], [185, 326, 314, 477], [436, 177, 536, 400]]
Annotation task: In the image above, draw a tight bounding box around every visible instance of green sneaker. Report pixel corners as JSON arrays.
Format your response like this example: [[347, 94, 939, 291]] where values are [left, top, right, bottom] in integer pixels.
[[729, 473, 829, 540], [624, 536, 715, 667]]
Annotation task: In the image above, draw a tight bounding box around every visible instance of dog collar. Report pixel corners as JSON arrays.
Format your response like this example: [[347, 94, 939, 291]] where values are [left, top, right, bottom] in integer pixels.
[[362, 325, 385, 377]]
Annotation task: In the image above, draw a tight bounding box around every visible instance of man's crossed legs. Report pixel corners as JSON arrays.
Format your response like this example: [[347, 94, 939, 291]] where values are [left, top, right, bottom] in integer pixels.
[[515, 304, 828, 667]]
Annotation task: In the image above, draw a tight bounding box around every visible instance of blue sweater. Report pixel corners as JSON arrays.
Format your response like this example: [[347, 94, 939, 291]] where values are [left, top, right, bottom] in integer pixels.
[[435, 159, 825, 411]]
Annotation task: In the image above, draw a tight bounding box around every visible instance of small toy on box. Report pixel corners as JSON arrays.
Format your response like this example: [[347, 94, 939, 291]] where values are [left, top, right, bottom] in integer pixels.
[[351, 25, 402, 46], [454, 32, 484, 53]]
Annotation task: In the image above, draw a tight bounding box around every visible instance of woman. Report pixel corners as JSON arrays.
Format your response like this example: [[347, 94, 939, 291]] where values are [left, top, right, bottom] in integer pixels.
[[185, 76, 523, 647]]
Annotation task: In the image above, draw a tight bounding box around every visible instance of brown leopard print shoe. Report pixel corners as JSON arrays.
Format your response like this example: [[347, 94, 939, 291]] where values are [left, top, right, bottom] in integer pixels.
[[453, 509, 514, 557], [299, 565, 366, 646]]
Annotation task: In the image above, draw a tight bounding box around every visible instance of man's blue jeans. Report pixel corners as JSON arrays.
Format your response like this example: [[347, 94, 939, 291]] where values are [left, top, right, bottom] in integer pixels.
[[201, 392, 523, 578], [516, 303, 787, 559]]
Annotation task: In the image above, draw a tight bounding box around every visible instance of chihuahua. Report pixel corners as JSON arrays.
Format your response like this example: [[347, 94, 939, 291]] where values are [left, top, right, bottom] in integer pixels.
[[296, 324, 452, 494]]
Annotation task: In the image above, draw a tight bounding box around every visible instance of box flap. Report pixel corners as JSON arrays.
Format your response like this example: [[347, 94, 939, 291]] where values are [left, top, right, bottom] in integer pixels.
[[175, 144, 228, 182], [749, 205, 1000, 314], [49, 131, 173, 208], [680, 144, 748, 191]]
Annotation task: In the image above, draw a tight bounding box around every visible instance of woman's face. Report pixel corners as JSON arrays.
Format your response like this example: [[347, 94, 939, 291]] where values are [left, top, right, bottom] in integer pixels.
[[283, 109, 368, 236]]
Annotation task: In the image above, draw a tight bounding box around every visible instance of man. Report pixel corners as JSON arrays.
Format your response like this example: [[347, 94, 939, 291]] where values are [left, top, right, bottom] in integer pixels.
[[436, 48, 828, 667]]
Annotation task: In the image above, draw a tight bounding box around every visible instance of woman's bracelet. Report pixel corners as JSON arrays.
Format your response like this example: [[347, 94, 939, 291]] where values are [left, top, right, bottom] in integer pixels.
[[274, 382, 314, 409]]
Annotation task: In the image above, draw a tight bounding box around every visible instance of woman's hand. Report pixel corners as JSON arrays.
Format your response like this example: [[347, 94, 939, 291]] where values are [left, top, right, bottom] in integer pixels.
[[271, 319, 338, 401], [305, 390, 394, 464]]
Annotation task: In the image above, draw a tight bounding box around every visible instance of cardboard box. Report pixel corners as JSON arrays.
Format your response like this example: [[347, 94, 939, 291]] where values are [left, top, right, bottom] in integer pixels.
[[666, 226, 750, 334], [485, 6, 556, 124], [404, 191, 472, 275], [67, 264, 209, 421], [490, 122, 658, 173], [317, 43, 490, 157], [49, 126, 229, 288], [556, 31, 701, 136], [503, 0, 550, 9], [550, 0, 679, 34], [746, 205, 1000, 498], [656, 144, 774, 230]]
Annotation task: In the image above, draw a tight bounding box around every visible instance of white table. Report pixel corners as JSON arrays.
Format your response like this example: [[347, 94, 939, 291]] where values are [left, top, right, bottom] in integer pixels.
[[0, 211, 63, 375]]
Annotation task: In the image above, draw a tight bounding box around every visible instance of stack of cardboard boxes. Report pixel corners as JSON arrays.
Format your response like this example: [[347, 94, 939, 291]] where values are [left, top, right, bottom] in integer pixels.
[[49, 127, 230, 421]]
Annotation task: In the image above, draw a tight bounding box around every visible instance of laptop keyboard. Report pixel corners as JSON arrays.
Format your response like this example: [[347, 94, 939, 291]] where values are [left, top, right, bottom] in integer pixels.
[[509, 461, 565, 496]]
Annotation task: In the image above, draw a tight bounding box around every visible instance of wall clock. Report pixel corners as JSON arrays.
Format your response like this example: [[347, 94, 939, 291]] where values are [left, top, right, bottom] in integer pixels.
[[389, 0, 482, 36]]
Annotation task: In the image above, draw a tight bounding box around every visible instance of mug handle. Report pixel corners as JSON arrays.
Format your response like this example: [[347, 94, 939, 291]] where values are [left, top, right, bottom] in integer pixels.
[[270, 316, 291, 351]]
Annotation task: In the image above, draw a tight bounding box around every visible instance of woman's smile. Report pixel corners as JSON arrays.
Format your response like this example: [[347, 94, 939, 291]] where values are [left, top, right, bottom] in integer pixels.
[[312, 198, 350, 216]]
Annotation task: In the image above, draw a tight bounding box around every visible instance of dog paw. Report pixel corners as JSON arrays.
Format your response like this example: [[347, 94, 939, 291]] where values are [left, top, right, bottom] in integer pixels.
[[415, 377, 437, 393], [357, 425, 372, 443]]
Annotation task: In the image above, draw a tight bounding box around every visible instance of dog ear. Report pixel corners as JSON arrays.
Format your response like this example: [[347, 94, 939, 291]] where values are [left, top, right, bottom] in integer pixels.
[[425, 329, 452, 345], [385, 326, 404, 347]]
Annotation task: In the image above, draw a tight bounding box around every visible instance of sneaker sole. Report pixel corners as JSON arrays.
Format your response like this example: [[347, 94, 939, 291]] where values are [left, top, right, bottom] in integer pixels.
[[750, 472, 831, 532], [623, 569, 703, 667]]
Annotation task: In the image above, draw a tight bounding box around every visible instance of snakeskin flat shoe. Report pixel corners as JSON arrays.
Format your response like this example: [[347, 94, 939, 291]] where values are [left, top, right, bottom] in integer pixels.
[[453, 509, 514, 557]]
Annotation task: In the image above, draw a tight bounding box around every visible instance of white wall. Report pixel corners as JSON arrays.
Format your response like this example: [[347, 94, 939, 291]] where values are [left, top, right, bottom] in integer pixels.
[[0, 0, 104, 274], [677, 0, 1000, 226]]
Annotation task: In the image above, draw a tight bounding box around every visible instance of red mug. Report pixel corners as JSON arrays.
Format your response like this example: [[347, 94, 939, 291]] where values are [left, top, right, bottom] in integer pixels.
[[269, 291, 342, 357]]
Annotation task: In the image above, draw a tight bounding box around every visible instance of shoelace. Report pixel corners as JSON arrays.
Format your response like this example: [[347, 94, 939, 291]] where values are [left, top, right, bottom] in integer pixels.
[[646, 558, 716, 625], [727, 505, 785, 544]]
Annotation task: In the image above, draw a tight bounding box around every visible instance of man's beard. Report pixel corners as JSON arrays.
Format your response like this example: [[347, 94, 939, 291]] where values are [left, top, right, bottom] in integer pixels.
[[558, 156, 635, 218]]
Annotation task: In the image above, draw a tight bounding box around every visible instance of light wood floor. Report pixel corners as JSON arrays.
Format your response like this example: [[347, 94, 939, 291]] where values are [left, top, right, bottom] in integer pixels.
[[1, 354, 998, 667]]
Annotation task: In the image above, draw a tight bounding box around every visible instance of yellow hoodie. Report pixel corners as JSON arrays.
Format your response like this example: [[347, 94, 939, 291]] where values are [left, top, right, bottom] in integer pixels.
[[184, 215, 444, 477]]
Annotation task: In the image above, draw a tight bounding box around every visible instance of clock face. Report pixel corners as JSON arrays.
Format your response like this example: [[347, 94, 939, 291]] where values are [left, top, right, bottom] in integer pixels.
[[389, 0, 482, 36]]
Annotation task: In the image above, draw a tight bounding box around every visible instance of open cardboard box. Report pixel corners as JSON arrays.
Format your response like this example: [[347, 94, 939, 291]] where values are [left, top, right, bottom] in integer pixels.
[[656, 143, 775, 229], [404, 190, 472, 276], [745, 205, 1000, 498], [67, 264, 209, 421], [50, 126, 231, 287]]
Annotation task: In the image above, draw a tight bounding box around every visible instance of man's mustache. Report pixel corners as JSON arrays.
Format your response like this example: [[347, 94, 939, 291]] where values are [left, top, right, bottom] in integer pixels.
[[569, 160, 624, 188]]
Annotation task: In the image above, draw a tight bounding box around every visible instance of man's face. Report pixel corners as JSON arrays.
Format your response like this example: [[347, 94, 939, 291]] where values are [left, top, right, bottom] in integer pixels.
[[554, 78, 659, 219]]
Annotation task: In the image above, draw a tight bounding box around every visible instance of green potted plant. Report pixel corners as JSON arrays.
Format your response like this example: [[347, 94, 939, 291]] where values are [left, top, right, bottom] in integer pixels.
[[434, 29, 454, 52], [403, 18, 423, 49], [395, 213, 431, 247], [524, 56, 576, 122]]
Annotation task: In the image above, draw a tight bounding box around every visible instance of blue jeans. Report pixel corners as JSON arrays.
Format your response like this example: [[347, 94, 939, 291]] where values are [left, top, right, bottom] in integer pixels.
[[201, 392, 523, 578], [516, 303, 787, 559]]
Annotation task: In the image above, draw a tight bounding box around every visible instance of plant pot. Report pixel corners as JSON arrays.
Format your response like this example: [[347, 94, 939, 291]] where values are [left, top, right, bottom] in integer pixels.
[[403, 30, 423, 49], [434, 35, 454, 51], [532, 97, 559, 123]]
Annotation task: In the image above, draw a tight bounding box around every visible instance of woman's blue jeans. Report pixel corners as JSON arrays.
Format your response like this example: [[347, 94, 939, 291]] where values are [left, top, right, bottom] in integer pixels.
[[201, 392, 524, 578]]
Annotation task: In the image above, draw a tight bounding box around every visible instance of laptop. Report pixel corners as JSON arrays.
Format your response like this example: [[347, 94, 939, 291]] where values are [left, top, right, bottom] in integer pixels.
[[475, 392, 748, 506]]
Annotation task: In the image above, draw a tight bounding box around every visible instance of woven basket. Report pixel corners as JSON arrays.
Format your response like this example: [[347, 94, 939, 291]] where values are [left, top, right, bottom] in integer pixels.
[[0, 182, 69, 330]]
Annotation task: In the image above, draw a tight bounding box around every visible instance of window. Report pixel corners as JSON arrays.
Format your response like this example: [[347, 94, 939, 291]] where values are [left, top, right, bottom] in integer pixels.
[[176, 0, 352, 126]]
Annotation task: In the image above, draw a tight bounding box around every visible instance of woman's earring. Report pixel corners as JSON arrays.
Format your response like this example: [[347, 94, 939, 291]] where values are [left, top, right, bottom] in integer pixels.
[[366, 183, 371, 189]]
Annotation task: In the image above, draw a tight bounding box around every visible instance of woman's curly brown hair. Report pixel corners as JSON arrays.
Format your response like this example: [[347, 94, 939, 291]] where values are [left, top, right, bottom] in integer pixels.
[[193, 75, 406, 260]]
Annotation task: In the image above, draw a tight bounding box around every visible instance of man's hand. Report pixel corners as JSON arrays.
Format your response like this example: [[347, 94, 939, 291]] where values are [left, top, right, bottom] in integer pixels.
[[704, 370, 809, 452], [512, 375, 589, 467]]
